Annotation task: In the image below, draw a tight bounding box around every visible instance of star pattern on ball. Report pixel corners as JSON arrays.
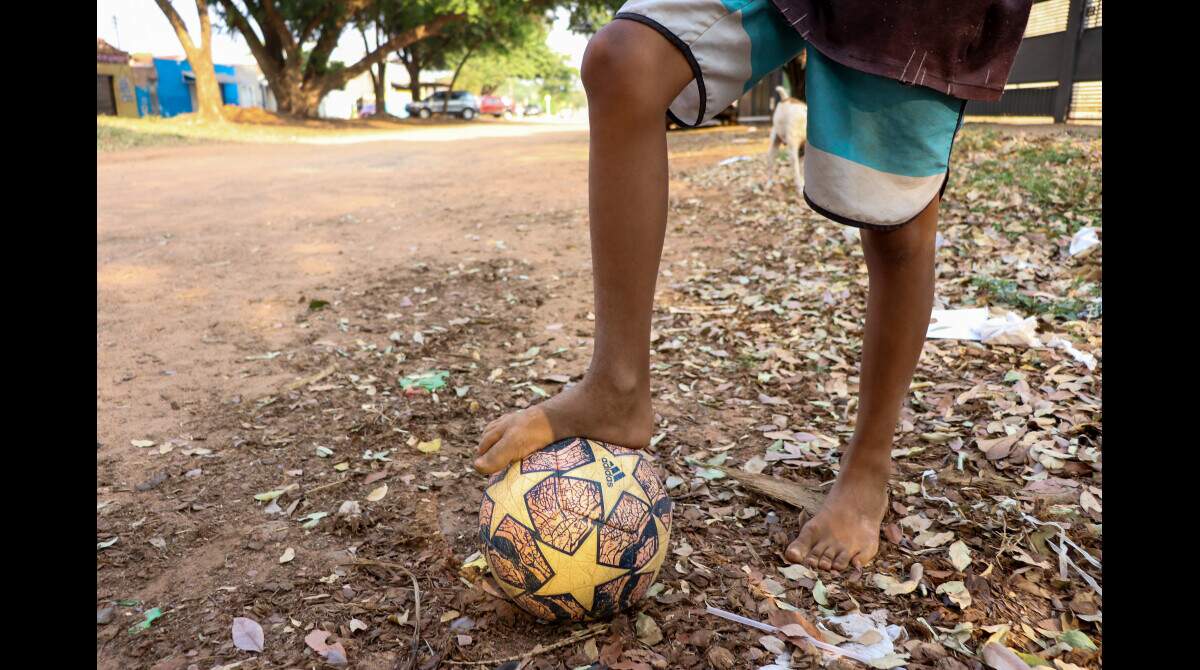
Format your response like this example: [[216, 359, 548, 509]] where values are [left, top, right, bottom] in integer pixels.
[[636, 514, 671, 576], [559, 440, 647, 520], [478, 437, 672, 622], [531, 523, 628, 610], [484, 461, 555, 537]]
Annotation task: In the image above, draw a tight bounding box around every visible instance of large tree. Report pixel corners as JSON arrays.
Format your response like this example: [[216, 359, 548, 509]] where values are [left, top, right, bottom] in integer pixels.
[[386, 2, 549, 111], [423, 8, 547, 112], [153, 0, 226, 122], [455, 22, 575, 98], [354, 2, 392, 116], [215, 0, 469, 117]]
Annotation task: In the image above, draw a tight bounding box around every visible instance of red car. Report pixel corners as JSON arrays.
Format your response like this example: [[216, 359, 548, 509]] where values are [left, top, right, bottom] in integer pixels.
[[479, 94, 513, 118]]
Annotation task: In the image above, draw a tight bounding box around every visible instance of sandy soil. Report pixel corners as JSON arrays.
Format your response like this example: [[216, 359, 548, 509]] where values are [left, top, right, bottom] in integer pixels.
[[97, 120, 763, 668], [97, 120, 1101, 670]]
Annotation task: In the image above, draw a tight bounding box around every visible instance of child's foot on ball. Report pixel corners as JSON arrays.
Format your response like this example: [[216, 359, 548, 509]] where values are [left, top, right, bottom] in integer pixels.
[[785, 448, 891, 572], [473, 373, 654, 474]]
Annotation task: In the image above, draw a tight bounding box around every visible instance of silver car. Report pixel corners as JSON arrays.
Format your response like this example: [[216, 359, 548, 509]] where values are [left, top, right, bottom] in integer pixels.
[[406, 91, 479, 120]]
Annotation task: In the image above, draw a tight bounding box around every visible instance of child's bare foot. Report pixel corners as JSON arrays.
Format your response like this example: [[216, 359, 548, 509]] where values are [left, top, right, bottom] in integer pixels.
[[473, 373, 654, 474], [785, 449, 890, 572]]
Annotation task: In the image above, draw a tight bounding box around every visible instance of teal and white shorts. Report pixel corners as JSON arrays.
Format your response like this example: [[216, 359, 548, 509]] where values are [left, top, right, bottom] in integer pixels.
[[614, 0, 968, 229]]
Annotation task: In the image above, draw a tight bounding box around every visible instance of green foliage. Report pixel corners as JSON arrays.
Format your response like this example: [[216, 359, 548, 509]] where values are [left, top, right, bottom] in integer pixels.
[[953, 130, 1102, 232], [971, 277, 1101, 320], [454, 19, 578, 101], [97, 124, 201, 152], [557, 0, 624, 33]]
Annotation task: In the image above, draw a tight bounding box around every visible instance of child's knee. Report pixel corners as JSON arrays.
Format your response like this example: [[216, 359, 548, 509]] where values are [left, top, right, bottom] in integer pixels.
[[582, 21, 682, 109], [862, 217, 936, 268]]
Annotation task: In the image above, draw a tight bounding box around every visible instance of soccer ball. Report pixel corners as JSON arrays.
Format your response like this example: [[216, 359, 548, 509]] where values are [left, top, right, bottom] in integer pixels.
[[478, 437, 672, 622]]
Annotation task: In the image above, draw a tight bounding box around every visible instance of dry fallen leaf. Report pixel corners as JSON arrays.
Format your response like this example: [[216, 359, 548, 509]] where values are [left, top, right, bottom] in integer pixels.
[[915, 530, 955, 548], [778, 563, 815, 580], [231, 616, 264, 653], [304, 629, 348, 666], [936, 580, 972, 609], [636, 612, 663, 645], [742, 455, 768, 474], [279, 547, 295, 564], [366, 484, 388, 501], [980, 642, 1028, 670], [948, 541, 972, 571]]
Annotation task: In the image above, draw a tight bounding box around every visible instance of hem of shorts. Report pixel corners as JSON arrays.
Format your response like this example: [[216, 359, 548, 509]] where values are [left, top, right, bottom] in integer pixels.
[[801, 191, 914, 231], [803, 39, 1006, 102], [804, 97, 967, 231], [613, 12, 707, 126]]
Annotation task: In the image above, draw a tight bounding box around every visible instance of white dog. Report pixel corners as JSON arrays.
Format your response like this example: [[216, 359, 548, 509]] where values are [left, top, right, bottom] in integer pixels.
[[765, 85, 808, 196]]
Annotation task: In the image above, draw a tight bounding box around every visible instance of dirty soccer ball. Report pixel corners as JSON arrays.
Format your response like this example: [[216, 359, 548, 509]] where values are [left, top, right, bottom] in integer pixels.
[[478, 437, 672, 622]]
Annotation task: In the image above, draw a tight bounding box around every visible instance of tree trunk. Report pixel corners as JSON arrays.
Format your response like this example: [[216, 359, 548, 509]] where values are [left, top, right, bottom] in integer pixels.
[[154, 0, 225, 122], [374, 61, 388, 116], [217, 1, 462, 119], [404, 60, 423, 108], [442, 47, 475, 114], [360, 23, 388, 117], [190, 51, 226, 119]]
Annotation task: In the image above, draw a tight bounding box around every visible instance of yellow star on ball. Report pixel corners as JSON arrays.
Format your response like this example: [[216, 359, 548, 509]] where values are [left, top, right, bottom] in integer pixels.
[[532, 525, 628, 611], [559, 441, 648, 520], [484, 462, 555, 537]]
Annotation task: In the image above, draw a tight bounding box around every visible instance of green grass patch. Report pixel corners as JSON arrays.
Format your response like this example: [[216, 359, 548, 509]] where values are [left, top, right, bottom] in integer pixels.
[[98, 124, 204, 152], [952, 129, 1102, 233], [971, 276, 1101, 320]]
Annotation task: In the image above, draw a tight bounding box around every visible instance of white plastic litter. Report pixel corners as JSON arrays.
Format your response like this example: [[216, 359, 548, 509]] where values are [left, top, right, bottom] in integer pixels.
[[1069, 227, 1100, 256], [926, 308, 989, 340], [928, 308, 1096, 368], [704, 606, 876, 664], [823, 611, 905, 663], [928, 307, 1042, 344], [718, 155, 751, 166], [977, 311, 1040, 347], [1045, 337, 1098, 370]]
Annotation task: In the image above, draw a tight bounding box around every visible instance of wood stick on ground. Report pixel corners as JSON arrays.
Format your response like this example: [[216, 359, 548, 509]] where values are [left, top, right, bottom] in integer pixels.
[[341, 559, 422, 670], [715, 466, 826, 514], [281, 363, 338, 394], [441, 624, 610, 666], [302, 476, 351, 497]]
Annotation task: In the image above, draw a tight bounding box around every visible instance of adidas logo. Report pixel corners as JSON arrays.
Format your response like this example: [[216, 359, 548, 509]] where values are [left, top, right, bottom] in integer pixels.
[[601, 457, 625, 487]]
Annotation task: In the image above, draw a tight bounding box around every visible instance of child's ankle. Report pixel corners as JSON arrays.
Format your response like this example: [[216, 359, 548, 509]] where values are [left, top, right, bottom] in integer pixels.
[[838, 440, 893, 476], [582, 366, 646, 398]]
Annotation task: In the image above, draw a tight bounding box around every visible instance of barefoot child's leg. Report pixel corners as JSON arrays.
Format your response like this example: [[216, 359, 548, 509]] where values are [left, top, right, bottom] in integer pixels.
[[786, 196, 939, 571], [475, 1, 808, 474], [474, 20, 693, 473], [782, 46, 968, 570]]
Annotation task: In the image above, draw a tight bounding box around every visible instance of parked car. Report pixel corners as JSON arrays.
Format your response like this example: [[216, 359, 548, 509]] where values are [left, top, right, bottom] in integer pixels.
[[406, 91, 479, 120], [523, 103, 543, 116], [479, 94, 513, 118]]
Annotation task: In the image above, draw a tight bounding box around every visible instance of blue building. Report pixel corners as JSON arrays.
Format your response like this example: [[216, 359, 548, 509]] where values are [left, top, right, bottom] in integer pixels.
[[153, 58, 240, 117]]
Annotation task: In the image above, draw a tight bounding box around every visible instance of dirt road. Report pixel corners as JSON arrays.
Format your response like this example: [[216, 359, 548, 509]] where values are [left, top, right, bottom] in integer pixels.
[[97, 120, 762, 667], [98, 119, 757, 481], [98, 121, 1102, 670]]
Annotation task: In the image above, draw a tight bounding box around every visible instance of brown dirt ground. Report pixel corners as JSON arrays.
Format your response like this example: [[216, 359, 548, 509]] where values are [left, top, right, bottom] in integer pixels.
[[97, 121, 1101, 670], [98, 122, 762, 668]]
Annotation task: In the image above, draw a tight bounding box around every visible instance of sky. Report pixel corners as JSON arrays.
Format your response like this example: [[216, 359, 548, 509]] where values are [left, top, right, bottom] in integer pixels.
[[97, 1, 589, 70]]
